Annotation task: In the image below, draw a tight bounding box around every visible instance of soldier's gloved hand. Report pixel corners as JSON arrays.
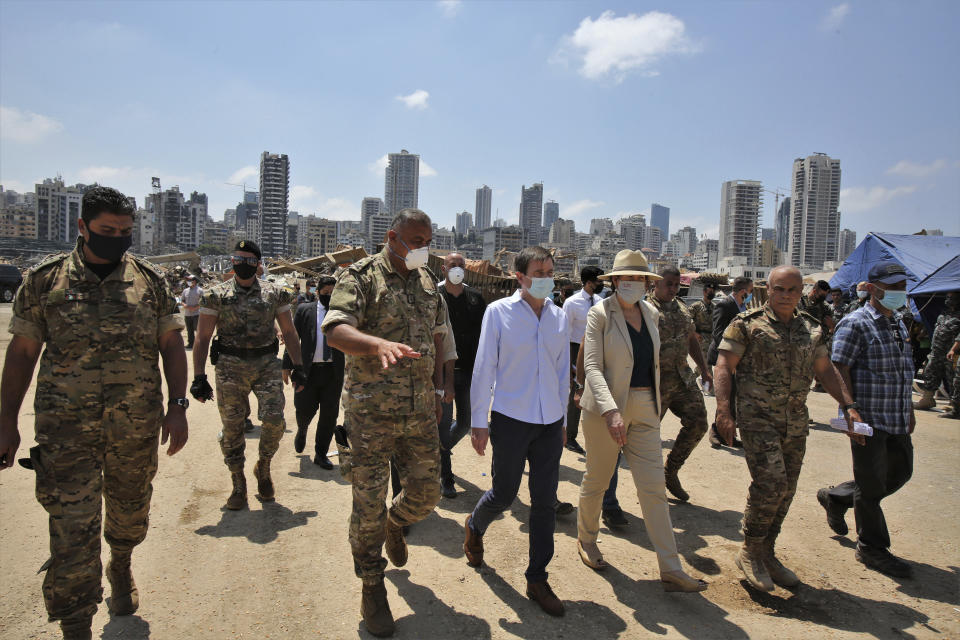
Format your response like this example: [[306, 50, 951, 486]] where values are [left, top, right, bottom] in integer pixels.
[[290, 368, 308, 392], [190, 374, 214, 402]]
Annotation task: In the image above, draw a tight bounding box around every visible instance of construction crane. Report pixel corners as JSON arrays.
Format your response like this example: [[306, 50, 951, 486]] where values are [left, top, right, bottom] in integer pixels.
[[763, 187, 790, 221]]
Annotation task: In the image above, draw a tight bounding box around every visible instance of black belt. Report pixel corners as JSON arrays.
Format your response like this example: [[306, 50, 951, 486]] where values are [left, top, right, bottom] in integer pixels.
[[311, 361, 335, 367], [219, 339, 279, 360]]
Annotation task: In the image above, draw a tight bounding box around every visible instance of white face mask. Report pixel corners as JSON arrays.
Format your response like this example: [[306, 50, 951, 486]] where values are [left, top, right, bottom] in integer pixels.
[[446, 266, 465, 285], [617, 281, 646, 304], [396, 237, 429, 270], [857, 290, 869, 300]]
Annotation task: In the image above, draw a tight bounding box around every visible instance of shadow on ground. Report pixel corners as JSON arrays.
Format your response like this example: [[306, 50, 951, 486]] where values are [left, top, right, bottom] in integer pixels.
[[384, 569, 492, 639], [101, 614, 150, 639], [193, 501, 317, 544]]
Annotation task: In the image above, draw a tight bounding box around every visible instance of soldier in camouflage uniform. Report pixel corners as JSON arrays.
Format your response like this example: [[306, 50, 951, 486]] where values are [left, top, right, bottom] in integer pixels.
[[715, 266, 860, 592], [688, 281, 717, 390], [915, 291, 960, 413], [799, 280, 835, 333], [322, 209, 446, 638], [646, 268, 712, 503], [946, 335, 960, 419], [190, 240, 306, 511], [0, 187, 189, 640]]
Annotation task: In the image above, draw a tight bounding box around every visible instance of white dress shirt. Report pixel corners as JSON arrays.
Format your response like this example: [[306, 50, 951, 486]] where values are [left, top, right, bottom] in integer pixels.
[[563, 287, 599, 344], [471, 290, 570, 429], [313, 299, 333, 363]]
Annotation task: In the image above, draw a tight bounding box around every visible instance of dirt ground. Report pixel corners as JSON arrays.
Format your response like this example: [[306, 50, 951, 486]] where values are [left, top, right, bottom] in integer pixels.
[[0, 303, 958, 640]]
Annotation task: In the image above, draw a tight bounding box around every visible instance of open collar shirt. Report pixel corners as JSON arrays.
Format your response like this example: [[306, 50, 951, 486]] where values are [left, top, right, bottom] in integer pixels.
[[563, 287, 599, 344], [471, 290, 569, 428]]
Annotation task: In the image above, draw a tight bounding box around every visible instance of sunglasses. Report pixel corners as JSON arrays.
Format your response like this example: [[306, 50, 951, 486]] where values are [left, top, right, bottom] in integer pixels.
[[231, 256, 259, 266]]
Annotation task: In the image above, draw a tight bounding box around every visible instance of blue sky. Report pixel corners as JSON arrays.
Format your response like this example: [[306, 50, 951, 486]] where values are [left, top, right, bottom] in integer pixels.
[[1, 0, 958, 241]]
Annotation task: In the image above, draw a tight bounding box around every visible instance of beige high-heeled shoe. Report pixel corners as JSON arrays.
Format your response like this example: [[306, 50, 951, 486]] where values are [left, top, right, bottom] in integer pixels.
[[660, 570, 708, 592]]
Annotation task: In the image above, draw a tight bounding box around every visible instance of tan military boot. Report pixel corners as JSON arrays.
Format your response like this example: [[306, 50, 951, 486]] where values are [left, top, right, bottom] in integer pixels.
[[384, 516, 408, 567], [913, 389, 936, 410], [225, 471, 247, 510], [361, 578, 395, 637], [106, 550, 139, 615], [60, 616, 93, 640], [736, 536, 775, 591], [664, 465, 689, 502], [253, 459, 274, 501], [763, 534, 800, 587]]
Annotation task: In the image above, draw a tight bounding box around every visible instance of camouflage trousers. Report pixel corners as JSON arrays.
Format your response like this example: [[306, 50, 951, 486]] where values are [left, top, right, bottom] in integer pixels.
[[660, 374, 709, 472], [215, 354, 286, 472], [346, 409, 440, 583], [693, 333, 711, 378], [32, 410, 160, 622], [741, 424, 807, 539], [920, 323, 959, 396]]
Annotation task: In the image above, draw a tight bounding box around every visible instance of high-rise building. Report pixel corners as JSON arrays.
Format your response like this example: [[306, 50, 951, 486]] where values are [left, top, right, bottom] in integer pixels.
[[837, 228, 857, 263], [145, 184, 186, 250], [547, 218, 575, 247], [258, 151, 290, 256], [519, 183, 543, 238], [367, 215, 392, 253], [590, 217, 614, 236], [234, 192, 258, 232], [618, 214, 646, 250], [788, 153, 841, 269], [482, 225, 526, 261], [384, 149, 420, 216], [0, 203, 38, 239], [774, 196, 791, 252], [543, 201, 560, 230], [719, 180, 762, 266], [674, 225, 698, 255], [475, 185, 492, 230], [176, 191, 207, 250], [455, 211, 473, 236], [361, 196, 384, 238], [642, 226, 662, 253], [299, 216, 339, 256], [761, 227, 775, 242], [35, 177, 85, 244], [650, 203, 670, 239]]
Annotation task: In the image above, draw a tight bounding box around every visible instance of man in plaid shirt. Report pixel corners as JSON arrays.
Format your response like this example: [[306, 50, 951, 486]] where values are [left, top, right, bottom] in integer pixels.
[[817, 260, 916, 578]]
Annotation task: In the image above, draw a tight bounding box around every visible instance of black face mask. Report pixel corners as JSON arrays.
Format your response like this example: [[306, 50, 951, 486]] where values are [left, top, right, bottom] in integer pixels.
[[706, 290, 716, 300], [318, 294, 331, 308], [84, 228, 132, 263], [233, 263, 258, 280]]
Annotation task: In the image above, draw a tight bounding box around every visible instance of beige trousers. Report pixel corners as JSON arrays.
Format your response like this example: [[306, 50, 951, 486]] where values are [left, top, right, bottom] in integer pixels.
[[577, 388, 682, 573]]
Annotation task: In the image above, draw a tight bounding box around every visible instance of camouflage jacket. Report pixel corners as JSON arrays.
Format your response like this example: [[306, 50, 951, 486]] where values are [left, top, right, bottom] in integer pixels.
[[8, 239, 183, 434], [199, 278, 292, 349], [799, 294, 830, 327], [321, 248, 447, 416], [720, 304, 828, 435], [688, 299, 714, 336], [931, 308, 960, 350], [646, 294, 696, 387]]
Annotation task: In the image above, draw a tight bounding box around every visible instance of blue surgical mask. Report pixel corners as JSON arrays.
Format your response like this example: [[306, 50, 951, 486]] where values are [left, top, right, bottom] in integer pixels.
[[857, 290, 869, 300], [879, 290, 907, 311], [525, 277, 555, 300], [743, 293, 753, 304]]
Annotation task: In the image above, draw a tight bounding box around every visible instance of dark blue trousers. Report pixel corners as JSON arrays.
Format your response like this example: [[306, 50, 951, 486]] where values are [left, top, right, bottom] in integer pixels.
[[469, 411, 563, 583]]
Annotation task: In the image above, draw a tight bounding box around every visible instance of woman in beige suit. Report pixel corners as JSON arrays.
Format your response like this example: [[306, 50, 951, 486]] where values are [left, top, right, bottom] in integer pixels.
[[576, 250, 706, 592]]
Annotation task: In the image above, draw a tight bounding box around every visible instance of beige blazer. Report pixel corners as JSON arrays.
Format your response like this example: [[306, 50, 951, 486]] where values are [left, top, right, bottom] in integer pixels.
[[580, 295, 661, 417]]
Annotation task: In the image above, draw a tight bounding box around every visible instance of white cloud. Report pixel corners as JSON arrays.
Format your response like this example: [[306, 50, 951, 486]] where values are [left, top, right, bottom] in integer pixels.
[[0, 105, 64, 143], [437, 0, 461, 18], [557, 11, 699, 82], [369, 154, 436, 177], [396, 89, 430, 110], [820, 4, 851, 32], [840, 185, 917, 213], [290, 185, 357, 220], [420, 160, 438, 177], [76, 166, 129, 183], [564, 199, 605, 219], [885, 159, 948, 178], [228, 166, 258, 185]]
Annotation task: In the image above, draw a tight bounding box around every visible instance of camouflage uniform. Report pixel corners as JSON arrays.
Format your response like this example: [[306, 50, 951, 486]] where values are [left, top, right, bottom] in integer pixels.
[[719, 305, 827, 540], [199, 278, 291, 472], [919, 307, 960, 396], [799, 294, 830, 327], [688, 298, 714, 377], [321, 247, 445, 583], [8, 240, 183, 623], [646, 295, 709, 472]]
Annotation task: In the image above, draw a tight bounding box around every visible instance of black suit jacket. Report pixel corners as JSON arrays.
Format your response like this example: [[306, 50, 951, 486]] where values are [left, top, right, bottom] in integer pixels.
[[708, 295, 743, 366], [282, 301, 345, 372]]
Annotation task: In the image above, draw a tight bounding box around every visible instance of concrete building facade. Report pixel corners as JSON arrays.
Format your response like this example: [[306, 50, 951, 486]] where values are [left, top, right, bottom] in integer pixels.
[[543, 200, 559, 230], [719, 180, 762, 266], [519, 183, 543, 238], [384, 150, 419, 216], [475, 185, 492, 230], [650, 203, 670, 239], [788, 153, 841, 269], [258, 151, 290, 256]]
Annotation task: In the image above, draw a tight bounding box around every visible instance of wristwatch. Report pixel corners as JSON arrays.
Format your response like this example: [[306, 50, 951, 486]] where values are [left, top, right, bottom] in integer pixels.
[[842, 401, 859, 412], [169, 397, 190, 410], [435, 388, 444, 397]]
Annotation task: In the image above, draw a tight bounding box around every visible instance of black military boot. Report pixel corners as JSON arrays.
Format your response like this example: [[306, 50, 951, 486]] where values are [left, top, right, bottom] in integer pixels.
[[226, 470, 247, 510], [361, 577, 395, 637], [107, 550, 139, 615], [253, 458, 274, 501], [60, 616, 93, 640], [440, 449, 456, 498]]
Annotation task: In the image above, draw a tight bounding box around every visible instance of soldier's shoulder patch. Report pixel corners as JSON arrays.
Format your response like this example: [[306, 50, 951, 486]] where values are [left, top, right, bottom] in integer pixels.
[[347, 255, 377, 274], [28, 252, 68, 275], [740, 307, 766, 322], [128, 255, 167, 280]]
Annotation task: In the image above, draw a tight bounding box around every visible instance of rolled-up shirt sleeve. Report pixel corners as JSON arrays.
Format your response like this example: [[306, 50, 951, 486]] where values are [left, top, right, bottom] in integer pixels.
[[718, 317, 748, 357], [156, 280, 185, 336], [199, 288, 220, 317], [470, 306, 499, 429], [321, 270, 364, 333]]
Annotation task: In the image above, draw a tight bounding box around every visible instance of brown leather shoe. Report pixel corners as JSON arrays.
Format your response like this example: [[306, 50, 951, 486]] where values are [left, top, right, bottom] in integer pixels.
[[361, 579, 395, 637], [384, 517, 408, 567], [526, 580, 564, 617], [106, 551, 139, 615], [464, 514, 484, 567]]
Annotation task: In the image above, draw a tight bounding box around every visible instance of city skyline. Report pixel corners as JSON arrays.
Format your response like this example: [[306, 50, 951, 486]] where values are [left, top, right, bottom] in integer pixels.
[[1, 2, 958, 241]]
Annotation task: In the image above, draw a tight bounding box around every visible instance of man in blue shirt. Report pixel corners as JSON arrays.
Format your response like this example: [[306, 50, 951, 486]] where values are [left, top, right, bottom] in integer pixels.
[[463, 245, 569, 617], [817, 261, 916, 578]]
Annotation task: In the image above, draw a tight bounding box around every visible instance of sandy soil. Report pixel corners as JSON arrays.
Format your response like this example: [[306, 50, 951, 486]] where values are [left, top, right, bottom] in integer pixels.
[[0, 303, 957, 640]]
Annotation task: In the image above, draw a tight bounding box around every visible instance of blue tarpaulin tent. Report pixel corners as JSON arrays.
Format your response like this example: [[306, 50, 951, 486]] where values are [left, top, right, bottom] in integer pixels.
[[909, 254, 960, 329], [830, 232, 960, 328]]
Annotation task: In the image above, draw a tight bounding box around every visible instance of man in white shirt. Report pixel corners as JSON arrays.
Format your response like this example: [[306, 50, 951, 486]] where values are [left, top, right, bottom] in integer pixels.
[[463, 246, 569, 618], [181, 274, 203, 349], [562, 265, 604, 455]]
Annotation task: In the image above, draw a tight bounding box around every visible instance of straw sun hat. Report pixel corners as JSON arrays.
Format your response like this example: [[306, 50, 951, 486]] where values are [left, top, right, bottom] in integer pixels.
[[598, 250, 662, 280]]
